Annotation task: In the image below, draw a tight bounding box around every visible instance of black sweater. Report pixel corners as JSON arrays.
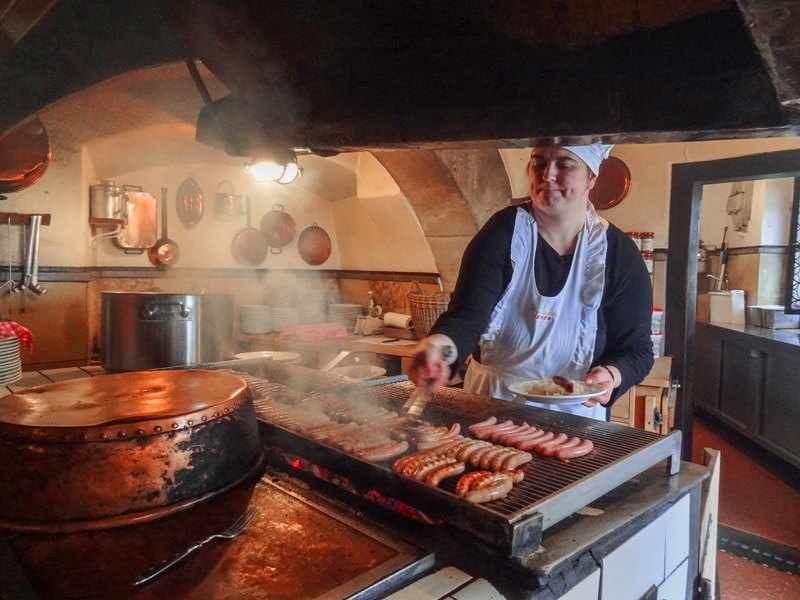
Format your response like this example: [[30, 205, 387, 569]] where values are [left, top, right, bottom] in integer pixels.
[[430, 204, 654, 404]]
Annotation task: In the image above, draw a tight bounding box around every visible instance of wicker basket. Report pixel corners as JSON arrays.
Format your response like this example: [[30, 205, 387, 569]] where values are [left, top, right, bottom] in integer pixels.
[[407, 281, 450, 339]]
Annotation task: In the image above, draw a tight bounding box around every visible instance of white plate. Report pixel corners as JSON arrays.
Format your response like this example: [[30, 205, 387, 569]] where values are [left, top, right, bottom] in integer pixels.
[[508, 380, 606, 405], [234, 351, 303, 364], [329, 365, 387, 380]]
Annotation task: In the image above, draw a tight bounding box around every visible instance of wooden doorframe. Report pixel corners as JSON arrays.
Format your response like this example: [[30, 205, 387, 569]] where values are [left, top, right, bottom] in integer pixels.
[[666, 148, 800, 460]]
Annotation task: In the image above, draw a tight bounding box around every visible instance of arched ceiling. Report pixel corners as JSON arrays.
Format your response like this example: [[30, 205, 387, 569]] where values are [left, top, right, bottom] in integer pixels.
[[3, 0, 800, 152]]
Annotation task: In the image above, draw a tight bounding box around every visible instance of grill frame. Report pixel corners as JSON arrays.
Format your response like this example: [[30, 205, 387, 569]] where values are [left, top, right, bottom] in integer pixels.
[[214, 362, 682, 558]]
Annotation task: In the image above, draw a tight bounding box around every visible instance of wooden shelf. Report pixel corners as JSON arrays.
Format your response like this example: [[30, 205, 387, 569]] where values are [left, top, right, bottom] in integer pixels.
[[88, 217, 124, 227], [0, 212, 51, 226]]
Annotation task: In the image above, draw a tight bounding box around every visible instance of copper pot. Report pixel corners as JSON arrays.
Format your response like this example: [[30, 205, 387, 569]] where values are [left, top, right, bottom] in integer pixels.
[[259, 203, 296, 254], [0, 370, 262, 532]]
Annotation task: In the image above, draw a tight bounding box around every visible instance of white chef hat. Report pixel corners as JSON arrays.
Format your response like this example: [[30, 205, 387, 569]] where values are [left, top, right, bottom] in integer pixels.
[[563, 143, 614, 176]]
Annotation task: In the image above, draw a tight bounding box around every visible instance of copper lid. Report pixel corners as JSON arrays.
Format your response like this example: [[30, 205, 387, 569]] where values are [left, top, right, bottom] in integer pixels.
[[0, 369, 249, 442]]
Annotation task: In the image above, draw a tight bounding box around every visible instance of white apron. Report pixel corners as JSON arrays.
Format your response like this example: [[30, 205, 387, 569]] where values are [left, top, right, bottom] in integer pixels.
[[463, 203, 608, 419]]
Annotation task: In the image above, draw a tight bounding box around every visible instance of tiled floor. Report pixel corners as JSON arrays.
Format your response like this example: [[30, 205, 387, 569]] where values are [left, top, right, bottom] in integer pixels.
[[692, 414, 800, 600]]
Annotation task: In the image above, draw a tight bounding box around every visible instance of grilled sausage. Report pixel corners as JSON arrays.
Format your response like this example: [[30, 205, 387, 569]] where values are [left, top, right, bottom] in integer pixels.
[[464, 476, 514, 504], [506, 429, 549, 448], [357, 440, 410, 462], [468, 416, 497, 432], [497, 469, 525, 484], [540, 436, 580, 458], [555, 439, 594, 461], [479, 446, 510, 470], [501, 450, 533, 470], [469, 444, 498, 468], [531, 432, 568, 453], [456, 440, 492, 462], [455, 470, 491, 497], [417, 434, 465, 451], [393, 450, 436, 473], [496, 424, 535, 444], [471, 420, 515, 440], [491, 423, 530, 443], [552, 375, 575, 392], [424, 461, 466, 487], [515, 431, 555, 451], [406, 456, 456, 480], [489, 448, 519, 471], [443, 438, 476, 458], [430, 437, 469, 455]]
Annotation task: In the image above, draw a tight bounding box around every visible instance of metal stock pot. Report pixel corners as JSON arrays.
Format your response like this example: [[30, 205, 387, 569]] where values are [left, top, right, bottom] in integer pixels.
[[101, 292, 234, 372], [0, 369, 262, 532]]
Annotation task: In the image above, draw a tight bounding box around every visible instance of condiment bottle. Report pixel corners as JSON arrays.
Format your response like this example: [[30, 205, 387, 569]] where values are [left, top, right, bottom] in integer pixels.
[[640, 232, 655, 252]]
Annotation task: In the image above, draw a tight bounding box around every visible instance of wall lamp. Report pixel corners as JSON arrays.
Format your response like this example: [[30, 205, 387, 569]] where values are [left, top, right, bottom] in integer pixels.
[[244, 148, 303, 184]]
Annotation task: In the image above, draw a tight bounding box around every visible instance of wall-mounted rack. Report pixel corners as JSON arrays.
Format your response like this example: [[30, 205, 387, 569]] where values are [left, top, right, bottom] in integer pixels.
[[0, 212, 51, 226], [89, 216, 124, 245]]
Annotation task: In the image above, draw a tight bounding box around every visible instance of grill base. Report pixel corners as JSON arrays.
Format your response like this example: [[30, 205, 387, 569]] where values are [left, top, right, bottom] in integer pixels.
[[215, 362, 684, 559]]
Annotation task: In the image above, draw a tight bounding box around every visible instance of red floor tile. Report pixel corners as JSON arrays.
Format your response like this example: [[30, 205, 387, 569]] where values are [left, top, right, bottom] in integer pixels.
[[692, 415, 800, 599], [716, 553, 800, 600], [691, 417, 800, 547]]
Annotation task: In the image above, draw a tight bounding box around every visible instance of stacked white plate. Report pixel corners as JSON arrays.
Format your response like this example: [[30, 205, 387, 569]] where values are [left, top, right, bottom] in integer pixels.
[[0, 337, 22, 385], [300, 288, 329, 324], [240, 305, 272, 334], [327, 303, 364, 331], [271, 307, 301, 330]]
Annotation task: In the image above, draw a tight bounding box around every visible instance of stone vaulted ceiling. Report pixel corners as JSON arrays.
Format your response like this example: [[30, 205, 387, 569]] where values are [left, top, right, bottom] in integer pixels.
[[2, 0, 800, 153]]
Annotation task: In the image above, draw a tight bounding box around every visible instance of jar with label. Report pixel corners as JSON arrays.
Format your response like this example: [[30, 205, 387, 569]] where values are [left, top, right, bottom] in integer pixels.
[[640, 232, 655, 252], [650, 332, 663, 358], [626, 231, 641, 250], [641, 250, 654, 274], [651, 307, 664, 333]]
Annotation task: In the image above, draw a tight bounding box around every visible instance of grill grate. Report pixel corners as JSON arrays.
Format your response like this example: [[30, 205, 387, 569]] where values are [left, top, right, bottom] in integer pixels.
[[224, 365, 682, 557]]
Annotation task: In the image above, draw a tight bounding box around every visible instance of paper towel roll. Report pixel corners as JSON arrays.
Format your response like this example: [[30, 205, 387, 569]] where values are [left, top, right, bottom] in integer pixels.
[[383, 312, 414, 330]]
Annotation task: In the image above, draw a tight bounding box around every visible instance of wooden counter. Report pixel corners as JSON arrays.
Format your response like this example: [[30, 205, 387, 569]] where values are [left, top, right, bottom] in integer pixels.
[[235, 332, 420, 373]]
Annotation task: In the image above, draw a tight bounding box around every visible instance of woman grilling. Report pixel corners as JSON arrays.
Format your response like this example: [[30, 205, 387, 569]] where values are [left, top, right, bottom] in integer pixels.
[[409, 142, 653, 420]]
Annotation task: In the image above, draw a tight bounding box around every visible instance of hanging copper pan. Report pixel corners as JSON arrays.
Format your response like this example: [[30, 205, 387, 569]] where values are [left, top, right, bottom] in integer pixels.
[[298, 223, 332, 266], [0, 116, 51, 196], [148, 187, 181, 267], [231, 196, 268, 266], [259, 203, 296, 254], [589, 156, 631, 210]]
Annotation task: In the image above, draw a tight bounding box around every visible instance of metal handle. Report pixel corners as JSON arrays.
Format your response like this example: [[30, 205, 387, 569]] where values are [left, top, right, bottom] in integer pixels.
[[143, 302, 190, 318], [135, 540, 206, 586]]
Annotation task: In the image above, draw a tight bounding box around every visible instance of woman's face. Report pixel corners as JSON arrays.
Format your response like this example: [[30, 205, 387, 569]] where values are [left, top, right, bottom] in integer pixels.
[[527, 146, 597, 215]]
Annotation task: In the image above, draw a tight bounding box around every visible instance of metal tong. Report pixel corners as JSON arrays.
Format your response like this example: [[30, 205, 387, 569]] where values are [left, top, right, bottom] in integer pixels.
[[402, 378, 433, 416], [13, 215, 46, 295], [402, 344, 454, 416]]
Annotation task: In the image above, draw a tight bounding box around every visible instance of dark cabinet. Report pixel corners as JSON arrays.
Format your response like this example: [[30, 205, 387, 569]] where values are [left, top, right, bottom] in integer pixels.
[[694, 322, 800, 470], [762, 353, 800, 460]]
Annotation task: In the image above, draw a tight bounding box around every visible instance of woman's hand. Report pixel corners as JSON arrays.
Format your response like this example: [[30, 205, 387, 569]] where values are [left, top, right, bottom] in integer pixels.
[[409, 336, 455, 391], [582, 365, 620, 407]]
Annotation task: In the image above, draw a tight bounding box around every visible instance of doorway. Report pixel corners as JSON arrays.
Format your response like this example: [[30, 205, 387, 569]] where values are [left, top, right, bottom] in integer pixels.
[[665, 148, 800, 460]]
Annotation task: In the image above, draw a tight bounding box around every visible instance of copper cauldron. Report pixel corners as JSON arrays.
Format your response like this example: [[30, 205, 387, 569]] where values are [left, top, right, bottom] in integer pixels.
[[0, 369, 263, 532]]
